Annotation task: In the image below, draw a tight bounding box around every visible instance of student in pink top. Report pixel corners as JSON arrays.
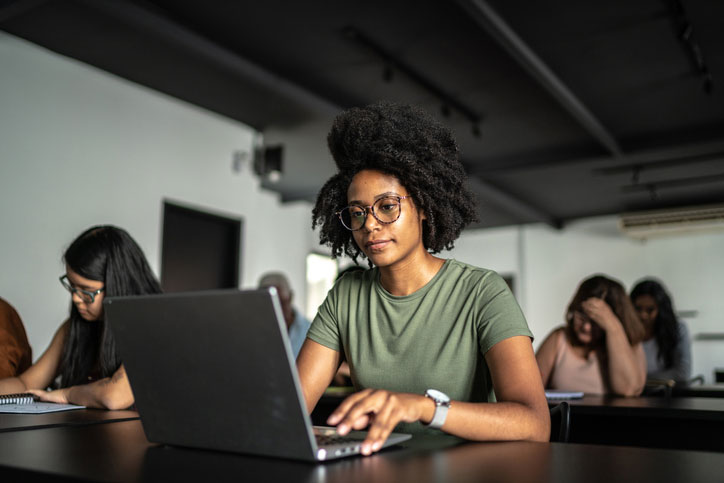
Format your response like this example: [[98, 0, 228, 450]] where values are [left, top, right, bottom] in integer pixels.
[[536, 275, 647, 396]]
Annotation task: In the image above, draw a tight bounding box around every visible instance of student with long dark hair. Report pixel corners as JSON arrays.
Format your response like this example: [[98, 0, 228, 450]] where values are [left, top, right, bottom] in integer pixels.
[[630, 279, 691, 383], [298, 102, 549, 456], [0, 225, 161, 409], [536, 275, 647, 396]]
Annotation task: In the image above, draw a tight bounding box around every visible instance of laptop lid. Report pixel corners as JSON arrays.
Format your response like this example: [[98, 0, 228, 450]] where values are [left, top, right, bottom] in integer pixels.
[[105, 288, 321, 461]]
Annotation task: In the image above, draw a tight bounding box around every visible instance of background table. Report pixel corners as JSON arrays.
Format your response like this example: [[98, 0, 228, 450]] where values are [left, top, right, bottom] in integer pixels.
[[558, 395, 724, 451], [0, 408, 139, 433]]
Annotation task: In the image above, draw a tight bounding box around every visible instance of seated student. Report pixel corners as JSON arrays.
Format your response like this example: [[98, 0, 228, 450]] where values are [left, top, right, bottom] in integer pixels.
[[297, 102, 550, 456], [259, 272, 311, 358], [631, 279, 691, 384], [0, 297, 33, 379], [536, 275, 647, 397], [0, 225, 161, 409]]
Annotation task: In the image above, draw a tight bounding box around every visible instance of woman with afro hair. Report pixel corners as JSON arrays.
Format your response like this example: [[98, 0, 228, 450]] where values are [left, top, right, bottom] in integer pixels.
[[297, 102, 549, 454]]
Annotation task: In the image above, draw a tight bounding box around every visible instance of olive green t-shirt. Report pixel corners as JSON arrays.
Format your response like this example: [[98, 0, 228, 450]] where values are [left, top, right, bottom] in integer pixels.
[[307, 259, 533, 432]]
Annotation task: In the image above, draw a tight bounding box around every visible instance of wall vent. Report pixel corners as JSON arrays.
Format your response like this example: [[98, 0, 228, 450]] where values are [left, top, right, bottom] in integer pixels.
[[618, 204, 724, 239]]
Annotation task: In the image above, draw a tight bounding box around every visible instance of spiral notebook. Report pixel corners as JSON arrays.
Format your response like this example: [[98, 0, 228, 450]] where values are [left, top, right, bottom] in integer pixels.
[[0, 393, 86, 413]]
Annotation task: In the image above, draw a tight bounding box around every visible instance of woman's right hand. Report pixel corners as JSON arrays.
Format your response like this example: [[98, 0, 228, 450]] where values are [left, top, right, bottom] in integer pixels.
[[327, 388, 432, 455], [581, 297, 620, 332]]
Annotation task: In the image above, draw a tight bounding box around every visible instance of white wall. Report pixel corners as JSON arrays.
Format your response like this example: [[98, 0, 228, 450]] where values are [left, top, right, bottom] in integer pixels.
[[451, 217, 724, 382], [0, 32, 315, 356], [3, 31, 722, 383]]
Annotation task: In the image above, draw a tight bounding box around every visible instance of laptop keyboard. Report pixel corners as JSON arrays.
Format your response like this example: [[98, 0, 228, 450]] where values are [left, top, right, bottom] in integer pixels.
[[315, 433, 363, 446]]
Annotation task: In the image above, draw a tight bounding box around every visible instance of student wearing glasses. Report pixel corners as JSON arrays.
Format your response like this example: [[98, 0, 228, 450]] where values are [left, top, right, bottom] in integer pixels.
[[297, 102, 550, 456], [536, 275, 647, 397], [0, 225, 161, 409]]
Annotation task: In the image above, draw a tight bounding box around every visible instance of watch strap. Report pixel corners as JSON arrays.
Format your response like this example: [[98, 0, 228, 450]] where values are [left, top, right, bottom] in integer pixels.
[[424, 390, 450, 429]]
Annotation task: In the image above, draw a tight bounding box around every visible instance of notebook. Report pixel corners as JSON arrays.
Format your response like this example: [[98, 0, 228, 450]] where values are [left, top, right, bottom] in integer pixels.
[[0, 393, 86, 413], [104, 288, 411, 462], [545, 390, 584, 400]]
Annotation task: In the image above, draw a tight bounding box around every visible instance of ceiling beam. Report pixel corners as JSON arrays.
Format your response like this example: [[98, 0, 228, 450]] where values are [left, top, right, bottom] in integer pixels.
[[78, 0, 341, 119], [468, 177, 561, 229], [0, 0, 49, 23], [470, 139, 724, 175], [456, 0, 623, 157]]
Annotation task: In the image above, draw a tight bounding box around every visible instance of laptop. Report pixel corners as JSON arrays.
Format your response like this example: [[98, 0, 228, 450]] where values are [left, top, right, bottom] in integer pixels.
[[104, 288, 411, 461]]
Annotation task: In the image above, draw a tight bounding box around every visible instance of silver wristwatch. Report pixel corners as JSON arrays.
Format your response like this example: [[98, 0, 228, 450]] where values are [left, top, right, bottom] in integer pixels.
[[423, 389, 450, 429]]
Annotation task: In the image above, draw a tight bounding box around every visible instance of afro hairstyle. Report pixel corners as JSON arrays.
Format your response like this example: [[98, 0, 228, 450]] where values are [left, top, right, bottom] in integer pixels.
[[312, 101, 478, 263]]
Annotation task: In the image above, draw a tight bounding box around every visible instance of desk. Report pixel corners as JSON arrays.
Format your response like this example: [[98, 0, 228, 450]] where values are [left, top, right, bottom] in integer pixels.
[[1, 419, 724, 482], [0, 408, 139, 433], [672, 384, 724, 398], [559, 395, 724, 451]]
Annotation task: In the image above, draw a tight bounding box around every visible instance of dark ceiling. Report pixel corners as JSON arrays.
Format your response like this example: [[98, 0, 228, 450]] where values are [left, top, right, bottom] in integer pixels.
[[2, 0, 723, 229]]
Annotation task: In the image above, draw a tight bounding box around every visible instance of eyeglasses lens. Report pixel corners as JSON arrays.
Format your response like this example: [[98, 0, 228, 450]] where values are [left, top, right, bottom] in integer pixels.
[[340, 197, 401, 230]]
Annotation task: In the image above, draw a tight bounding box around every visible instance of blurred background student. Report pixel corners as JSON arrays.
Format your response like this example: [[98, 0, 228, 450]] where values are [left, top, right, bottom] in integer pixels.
[[536, 275, 647, 396], [0, 297, 32, 379], [259, 271, 311, 358], [630, 279, 691, 384], [0, 225, 161, 409]]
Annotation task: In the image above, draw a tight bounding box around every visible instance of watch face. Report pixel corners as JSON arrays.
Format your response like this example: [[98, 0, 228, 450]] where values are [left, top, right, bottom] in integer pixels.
[[426, 389, 450, 403]]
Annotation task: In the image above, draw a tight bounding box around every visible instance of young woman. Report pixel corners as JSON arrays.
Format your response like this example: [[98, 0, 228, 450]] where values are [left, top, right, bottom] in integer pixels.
[[630, 279, 691, 383], [297, 102, 549, 456], [536, 275, 647, 397], [0, 225, 161, 409]]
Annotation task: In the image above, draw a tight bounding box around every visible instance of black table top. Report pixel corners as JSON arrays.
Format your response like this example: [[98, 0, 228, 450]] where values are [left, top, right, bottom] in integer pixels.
[[0, 408, 139, 433], [556, 395, 724, 420], [1, 419, 724, 483]]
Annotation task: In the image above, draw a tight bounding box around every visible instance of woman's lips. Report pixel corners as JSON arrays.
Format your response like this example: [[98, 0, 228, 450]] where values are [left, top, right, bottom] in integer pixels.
[[366, 239, 391, 251]]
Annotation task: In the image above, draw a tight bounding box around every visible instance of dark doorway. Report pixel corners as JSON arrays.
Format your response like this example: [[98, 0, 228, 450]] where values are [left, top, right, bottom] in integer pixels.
[[161, 201, 242, 292]]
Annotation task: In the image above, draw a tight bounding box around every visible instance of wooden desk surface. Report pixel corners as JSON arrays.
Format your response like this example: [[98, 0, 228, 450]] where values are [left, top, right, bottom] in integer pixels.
[[0, 408, 139, 433], [1, 419, 724, 482]]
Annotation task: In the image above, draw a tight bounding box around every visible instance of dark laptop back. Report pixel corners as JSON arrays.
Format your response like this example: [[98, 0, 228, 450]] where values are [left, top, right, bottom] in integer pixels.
[[105, 289, 319, 461]]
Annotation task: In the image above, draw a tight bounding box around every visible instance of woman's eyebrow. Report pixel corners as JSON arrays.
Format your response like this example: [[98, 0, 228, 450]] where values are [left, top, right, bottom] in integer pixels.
[[348, 191, 401, 204], [66, 278, 98, 290]]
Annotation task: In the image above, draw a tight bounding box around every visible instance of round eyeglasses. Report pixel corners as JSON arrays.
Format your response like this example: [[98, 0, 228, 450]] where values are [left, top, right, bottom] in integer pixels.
[[336, 196, 411, 231], [59, 275, 104, 304]]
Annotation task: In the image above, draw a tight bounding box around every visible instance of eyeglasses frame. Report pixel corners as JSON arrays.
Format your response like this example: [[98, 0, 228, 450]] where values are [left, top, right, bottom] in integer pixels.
[[59, 274, 105, 303], [336, 195, 412, 231]]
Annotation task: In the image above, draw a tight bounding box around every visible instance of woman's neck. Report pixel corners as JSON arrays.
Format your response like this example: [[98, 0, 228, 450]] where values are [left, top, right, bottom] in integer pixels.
[[378, 251, 446, 296]]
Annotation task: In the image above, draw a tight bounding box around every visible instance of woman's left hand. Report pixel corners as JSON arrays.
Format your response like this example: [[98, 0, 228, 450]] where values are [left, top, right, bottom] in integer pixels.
[[327, 388, 431, 455], [26, 388, 70, 404], [581, 297, 619, 331]]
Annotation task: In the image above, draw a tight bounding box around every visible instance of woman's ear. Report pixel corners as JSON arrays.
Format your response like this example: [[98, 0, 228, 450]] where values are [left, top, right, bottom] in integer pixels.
[[417, 205, 427, 221]]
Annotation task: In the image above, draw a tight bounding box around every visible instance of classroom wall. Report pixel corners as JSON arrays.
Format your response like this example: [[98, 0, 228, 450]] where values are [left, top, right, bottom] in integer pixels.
[[0, 32, 315, 356], [451, 217, 724, 382], [3, 31, 722, 384]]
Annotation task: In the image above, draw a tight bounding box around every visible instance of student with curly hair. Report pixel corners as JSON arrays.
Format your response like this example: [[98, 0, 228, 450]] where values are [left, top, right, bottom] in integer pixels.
[[0, 225, 161, 409], [536, 275, 647, 396], [630, 279, 691, 383], [297, 102, 549, 455]]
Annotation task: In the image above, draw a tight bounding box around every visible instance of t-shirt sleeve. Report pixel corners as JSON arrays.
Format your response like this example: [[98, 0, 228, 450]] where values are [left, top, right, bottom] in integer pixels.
[[306, 284, 342, 352], [475, 271, 534, 354]]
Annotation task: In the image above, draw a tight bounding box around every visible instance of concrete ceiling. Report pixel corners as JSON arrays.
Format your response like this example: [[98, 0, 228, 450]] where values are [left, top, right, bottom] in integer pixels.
[[2, 0, 723, 228]]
